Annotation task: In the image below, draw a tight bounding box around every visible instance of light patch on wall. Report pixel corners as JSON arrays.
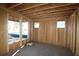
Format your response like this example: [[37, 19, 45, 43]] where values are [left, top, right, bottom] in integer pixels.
[[57, 21, 65, 28], [34, 22, 40, 28]]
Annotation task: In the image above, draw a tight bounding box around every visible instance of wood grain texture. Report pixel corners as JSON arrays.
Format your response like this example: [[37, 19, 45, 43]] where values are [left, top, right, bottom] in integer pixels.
[[76, 8, 79, 55], [31, 10, 78, 55], [0, 8, 9, 55], [32, 17, 67, 47], [0, 4, 79, 56], [66, 11, 77, 54]]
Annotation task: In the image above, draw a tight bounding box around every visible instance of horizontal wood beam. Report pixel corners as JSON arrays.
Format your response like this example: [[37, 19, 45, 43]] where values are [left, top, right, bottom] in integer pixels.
[[29, 13, 70, 19], [22, 4, 78, 16], [0, 4, 7, 8], [7, 3, 23, 9], [26, 10, 74, 19], [19, 4, 76, 14], [15, 3, 48, 12]]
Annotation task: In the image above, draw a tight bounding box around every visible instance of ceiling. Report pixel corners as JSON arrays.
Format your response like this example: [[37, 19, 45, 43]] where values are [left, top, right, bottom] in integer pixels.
[[1, 3, 79, 19]]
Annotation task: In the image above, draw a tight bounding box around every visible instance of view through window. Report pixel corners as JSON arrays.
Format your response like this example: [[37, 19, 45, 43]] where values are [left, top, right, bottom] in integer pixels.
[[8, 20, 20, 44], [34, 22, 40, 28], [8, 20, 29, 44], [22, 22, 29, 40], [57, 21, 65, 28]]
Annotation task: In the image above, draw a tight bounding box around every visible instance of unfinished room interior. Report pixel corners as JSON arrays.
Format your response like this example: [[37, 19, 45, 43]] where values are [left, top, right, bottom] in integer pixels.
[[0, 3, 79, 56]]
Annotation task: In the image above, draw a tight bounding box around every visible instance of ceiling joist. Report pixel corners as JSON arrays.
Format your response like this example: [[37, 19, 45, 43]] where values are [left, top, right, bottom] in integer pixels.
[[4, 3, 79, 19], [27, 10, 74, 19], [15, 3, 48, 12], [19, 4, 76, 14], [7, 3, 23, 9], [21, 4, 78, 16]]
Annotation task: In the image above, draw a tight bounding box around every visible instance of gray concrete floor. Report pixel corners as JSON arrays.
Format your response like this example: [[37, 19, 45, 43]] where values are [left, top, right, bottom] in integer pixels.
[[14, 42, 74, 56]]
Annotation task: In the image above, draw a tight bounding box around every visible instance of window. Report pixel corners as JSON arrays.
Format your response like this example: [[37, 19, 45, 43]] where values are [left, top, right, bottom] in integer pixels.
[[8, 20, 20, 44], [34, 22, 39, 28], [8, 20, 29, 44], [57, 21, 65, 28], [22, 22, 29, 40]]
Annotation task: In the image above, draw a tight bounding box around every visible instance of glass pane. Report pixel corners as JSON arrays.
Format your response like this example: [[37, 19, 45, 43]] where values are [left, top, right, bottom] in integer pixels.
[[34, 22, 39, 28], [8, 20, 20, 44], [22, 22, 29, 40], [57, 21, 65, 28]]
